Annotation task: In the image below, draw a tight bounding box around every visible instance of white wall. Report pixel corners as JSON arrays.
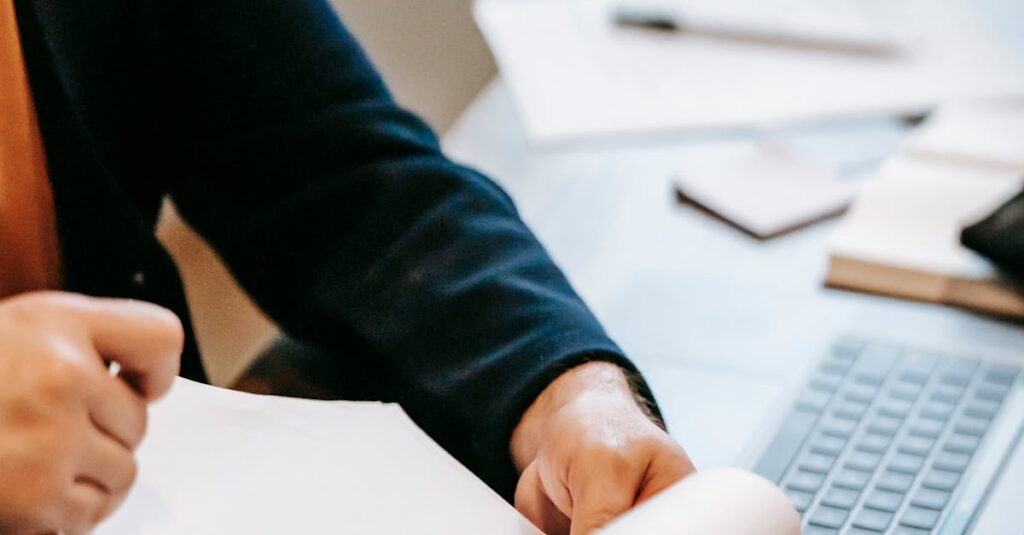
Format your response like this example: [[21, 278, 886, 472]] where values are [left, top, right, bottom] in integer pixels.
[[329, 0, 496, 131]]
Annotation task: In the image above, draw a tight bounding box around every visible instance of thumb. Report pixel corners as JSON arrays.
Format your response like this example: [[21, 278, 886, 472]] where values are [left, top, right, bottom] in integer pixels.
[[568, 457, 643, 535], [516, 461, 571, 535]]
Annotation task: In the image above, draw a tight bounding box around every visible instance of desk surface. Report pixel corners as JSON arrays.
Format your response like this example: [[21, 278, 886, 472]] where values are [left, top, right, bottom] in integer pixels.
[[441, 80, 1024, 470]]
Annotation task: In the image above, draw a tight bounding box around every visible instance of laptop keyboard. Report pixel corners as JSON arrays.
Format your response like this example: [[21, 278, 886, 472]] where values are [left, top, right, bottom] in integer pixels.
[[753, 338, 1022, 534]]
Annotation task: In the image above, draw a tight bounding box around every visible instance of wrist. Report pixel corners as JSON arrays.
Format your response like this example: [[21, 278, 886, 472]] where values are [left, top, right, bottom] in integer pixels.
[[510, 361, 642, 472]]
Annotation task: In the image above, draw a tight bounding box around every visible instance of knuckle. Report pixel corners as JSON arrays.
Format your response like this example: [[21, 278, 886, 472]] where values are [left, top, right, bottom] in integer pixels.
[[115, 457, 139, 494], [39, 347, 91, 401], [125, 397, 149, 448], [63, 495, 96, 533], [21, 458, 69, 513]]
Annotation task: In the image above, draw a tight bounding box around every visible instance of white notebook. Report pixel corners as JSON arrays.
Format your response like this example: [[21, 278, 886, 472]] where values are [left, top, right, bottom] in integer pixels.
[[827, 156, 1024, 317], [95, 379, 799, 534], [475, 0, 1024, 144]]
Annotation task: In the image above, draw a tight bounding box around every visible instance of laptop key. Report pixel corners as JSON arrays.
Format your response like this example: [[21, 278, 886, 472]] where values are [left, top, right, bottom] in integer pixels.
[[888, 453, 924, 474], [974, 383, 1010, 403], [940, 357, 979, 376], [911, 487, 951, 510], [939, 371, 972, 387], [889, 384, 921, 402], [844, 451, 881, 472], [953, 417, 988, 437], [833, 401, 869, 421], [893, 528, 930, 535], [929, 385, 964, 404], [822, 418, 857, 439], [852, 507, 894, 531], [919, 401, 954, 421], [810, 434, 847, 456], [786, 470, 825, 493], [878, 399, 913, 419], [898, 352, 939, 376], [854, 344, 899, 374], [820, 486, 860, 509], [867, 416, 902, 437], [856, 433, 892, 454], [943, 433, 981, 454], [909, 419, 944, 439], [804, 527, 839, 535], [932, 451, 970, 472], [876, 471, 914, 493], [833, 469, 871, 490], [863, 489, 904, 512], [922, 469, 960, 491], [807, 505, 849, 529], [799, 453, 836, 474], [843, 384, 878, 404], [897, 435, 934, 457], [785, 488, 814, 512], [899, 506, 941, 530], [982, 364, 1019, 385], [964, 400, 1000, 420]]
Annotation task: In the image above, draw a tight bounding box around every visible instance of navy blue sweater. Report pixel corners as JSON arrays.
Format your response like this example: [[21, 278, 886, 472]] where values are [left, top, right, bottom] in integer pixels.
[[15, 0, 651, 498]]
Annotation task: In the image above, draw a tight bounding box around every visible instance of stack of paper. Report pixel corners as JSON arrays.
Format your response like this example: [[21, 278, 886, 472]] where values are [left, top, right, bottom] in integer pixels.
[[826, 101, 1024, 317], [96, 379, 542, 534], [475, 0, 1024, 145], [96, 379, 800, 534]]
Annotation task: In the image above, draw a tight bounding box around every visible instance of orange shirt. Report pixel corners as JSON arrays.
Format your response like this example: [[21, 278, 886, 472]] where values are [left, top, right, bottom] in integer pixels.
[[0, 0, 62, 298]]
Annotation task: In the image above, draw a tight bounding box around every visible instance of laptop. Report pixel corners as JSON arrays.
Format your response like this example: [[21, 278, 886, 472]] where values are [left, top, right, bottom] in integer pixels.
[[748, 337, 1023, 534]]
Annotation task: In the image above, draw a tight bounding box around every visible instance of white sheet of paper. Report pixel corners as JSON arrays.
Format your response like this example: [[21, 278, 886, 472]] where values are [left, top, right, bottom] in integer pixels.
[[902, 99, 1024, 171], [95, 379, 542, 535], [475, 0, 1024, 145], [674, 144, 857, 238]]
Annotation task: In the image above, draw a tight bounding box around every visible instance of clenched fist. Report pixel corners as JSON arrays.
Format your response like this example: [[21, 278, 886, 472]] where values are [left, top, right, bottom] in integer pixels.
[[0, 292, 182, 535], [512, 362, 695, 535]]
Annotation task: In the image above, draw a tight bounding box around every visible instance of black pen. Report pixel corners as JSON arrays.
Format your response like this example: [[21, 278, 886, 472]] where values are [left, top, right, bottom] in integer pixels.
[[612, 5, 899, 56]]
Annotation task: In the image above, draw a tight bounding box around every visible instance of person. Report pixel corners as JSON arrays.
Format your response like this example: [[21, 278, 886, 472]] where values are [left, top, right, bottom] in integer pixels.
[[0, 1, 695, 533]]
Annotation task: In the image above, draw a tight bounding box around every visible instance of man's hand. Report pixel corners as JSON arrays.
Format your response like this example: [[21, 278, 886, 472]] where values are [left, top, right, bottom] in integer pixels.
[[511, 362, 695, 535], [0, 292, 183, 535]]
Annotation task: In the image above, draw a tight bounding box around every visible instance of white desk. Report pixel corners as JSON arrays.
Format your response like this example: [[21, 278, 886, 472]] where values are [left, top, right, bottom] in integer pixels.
[[442, 81, 1024, 471]]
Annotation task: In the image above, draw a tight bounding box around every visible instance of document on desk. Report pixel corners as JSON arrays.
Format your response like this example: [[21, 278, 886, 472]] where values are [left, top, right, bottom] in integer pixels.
[[95, 379, 542, 535], [475, 0, 1024, 145], [95, 379, 803, 534]]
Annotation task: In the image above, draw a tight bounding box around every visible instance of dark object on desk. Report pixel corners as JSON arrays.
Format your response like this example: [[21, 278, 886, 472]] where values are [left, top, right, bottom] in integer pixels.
[[962, 189, 1024, 279]]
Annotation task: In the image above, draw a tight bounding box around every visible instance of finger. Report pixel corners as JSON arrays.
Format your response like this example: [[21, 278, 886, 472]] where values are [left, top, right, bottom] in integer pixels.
[[515, 461, 572, 535], [61, 481, 107, 535], [567, 452, 645, 535], [86, 374, 148, 449], [65, 296, 183, 400], [635, 449, 695, 504], [78, 430, 137, 498], [94, 478, 134, 527]]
